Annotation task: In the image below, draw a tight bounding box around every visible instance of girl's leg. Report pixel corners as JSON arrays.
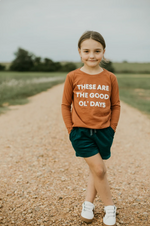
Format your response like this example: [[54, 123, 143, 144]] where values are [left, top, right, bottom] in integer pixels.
[[84, 153, 114, 206], [85, 167, 97, 203]]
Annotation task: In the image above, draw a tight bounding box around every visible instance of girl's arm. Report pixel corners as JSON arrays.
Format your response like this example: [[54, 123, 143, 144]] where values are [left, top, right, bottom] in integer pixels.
[[61, 73, 73, 134], [110, 76, 121, 132]]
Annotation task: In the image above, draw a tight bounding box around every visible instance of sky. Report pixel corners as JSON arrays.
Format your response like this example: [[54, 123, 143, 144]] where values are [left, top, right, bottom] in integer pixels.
[[0, 0, 150, 63]]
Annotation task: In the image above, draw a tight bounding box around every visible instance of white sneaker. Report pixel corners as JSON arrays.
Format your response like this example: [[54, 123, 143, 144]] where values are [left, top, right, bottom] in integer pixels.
[[103, 205, 116, 226], [81, 201, 95, 223]]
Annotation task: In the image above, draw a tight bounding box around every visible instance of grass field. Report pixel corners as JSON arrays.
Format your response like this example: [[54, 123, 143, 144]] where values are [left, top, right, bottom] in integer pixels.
[[117, 74, 150, 116], [0, 72, 150, 116], [0, 72, 66, 114], [113, 62, 150, 73]]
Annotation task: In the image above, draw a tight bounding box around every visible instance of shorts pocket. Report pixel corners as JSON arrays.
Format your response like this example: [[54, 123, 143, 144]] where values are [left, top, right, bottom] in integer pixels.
[[69, 127, 76, 140], [107, 126, 115, 137]]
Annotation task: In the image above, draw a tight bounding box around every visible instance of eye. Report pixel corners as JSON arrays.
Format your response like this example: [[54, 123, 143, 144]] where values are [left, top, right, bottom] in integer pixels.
[[84, 51, 89, 53], [96, 50, 101, 53]]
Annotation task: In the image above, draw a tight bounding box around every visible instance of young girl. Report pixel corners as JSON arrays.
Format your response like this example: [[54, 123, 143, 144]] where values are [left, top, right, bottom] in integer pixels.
[[61, 31, 120, 226]]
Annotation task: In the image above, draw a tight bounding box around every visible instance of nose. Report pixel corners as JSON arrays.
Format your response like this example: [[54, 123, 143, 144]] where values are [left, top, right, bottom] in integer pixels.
[[89, 52, 94, 58]]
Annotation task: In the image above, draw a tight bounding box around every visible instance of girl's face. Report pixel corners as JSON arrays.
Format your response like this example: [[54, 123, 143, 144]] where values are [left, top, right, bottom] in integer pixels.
[[78, 39, 105, 68]]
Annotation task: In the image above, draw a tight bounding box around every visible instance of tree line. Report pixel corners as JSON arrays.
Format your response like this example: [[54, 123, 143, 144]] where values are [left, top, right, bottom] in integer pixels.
[[0, 48, 77, 72], [0, 47, 115, 72]]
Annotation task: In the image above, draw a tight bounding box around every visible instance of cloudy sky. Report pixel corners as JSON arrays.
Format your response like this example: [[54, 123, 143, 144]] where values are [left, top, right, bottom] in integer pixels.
[[0, 0, 150, 63]]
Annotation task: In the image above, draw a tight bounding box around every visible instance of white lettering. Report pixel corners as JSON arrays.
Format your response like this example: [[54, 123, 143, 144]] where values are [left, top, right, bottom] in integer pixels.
[[77, 84, 97, 90], [89, 84, 93, 89], [80, 93, 85, 98], [89, 93, 95, 98], [93, 84, 96, 89], [77, 84, 109, 91], [97, 85, 109, 91], [76, 92, 80, 97], [79, 101, 83, 106], [95, 102, 99, 106], [97, 85, 102, 90], [105, 94, 109, 99], [106, 86, 109, 91], [103, 102, 106, 108], [95, 93, 99, 98], [76, 92, 88, 98], [90, 101, 106, 108], [89, 93, 109, 99], [100, 94, 104, 99], [102, 85, 105, 90], [77, 85, 81, 90], [79, 101, 87, 106], [90, 101, 95, 106]]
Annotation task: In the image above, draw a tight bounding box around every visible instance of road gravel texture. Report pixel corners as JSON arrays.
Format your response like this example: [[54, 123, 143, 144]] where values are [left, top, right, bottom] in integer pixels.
[[0, 83, 150, 226]]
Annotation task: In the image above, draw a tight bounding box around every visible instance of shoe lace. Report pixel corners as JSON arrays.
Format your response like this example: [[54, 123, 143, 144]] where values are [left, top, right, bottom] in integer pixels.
[[83, 203, 94, 212], [104, 207, 116, 217]]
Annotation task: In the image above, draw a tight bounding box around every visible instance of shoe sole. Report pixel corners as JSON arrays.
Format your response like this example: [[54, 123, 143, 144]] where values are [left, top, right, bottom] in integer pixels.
[[80, 215, 93, 223], [103, 223, 116, 226]]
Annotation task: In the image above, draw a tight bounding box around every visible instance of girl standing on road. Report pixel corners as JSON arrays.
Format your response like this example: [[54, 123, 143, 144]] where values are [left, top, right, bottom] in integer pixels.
[[61, 31, 120, 226]]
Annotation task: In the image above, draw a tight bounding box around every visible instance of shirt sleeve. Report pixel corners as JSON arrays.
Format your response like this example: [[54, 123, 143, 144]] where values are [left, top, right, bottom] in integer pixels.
[[61, 72, 73, 134], [110, 75, 121, 132]]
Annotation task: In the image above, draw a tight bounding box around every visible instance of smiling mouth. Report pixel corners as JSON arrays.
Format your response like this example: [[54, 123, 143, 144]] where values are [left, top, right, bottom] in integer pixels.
[[88, 60, 96, 62]]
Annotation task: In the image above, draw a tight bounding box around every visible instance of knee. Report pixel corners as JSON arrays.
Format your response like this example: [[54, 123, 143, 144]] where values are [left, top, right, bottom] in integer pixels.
[[92, 165, 106, 179]]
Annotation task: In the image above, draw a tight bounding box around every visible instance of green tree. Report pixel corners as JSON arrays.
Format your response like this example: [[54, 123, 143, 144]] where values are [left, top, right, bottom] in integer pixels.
[[10, 48, 34, 71], [34, 57, 41, 65], [31, 56, 43, 71], [9, 47, 76, 72], [42, 58, 61, 72], [100, 60, 115, 73], [0, 64, 6, 71], [60, 62, 76, 72]]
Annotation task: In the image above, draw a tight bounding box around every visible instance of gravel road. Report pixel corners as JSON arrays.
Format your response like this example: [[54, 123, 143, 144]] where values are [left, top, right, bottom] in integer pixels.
[[0, 83, 150, 226]]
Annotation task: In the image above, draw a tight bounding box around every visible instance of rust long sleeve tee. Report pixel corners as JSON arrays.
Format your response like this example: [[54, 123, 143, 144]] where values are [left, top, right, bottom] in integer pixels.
[[61, 68, 120, 134]]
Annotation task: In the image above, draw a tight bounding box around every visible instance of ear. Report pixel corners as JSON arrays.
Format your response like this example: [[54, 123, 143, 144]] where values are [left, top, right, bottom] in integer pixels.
[[103, 49, 106, 54]]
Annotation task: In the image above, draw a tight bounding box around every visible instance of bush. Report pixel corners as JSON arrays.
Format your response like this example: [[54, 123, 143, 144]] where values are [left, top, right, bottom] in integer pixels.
[[0, 64, 6, 71], [9, 47, 73, 72], [100, 60, 115, 73], [10, 48, 34, 71], [59, 62, 76, 72]]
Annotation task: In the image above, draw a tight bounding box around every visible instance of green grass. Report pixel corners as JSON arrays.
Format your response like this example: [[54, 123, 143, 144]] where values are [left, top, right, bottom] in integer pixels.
[[116, 74, 150, 115], [0, 71, 66, 114], [113, 62, 150, 73], [0, 71, 66, 80]]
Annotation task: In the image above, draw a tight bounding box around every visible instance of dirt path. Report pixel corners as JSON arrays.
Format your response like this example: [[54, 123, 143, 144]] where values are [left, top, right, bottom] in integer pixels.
[[0, 83, 150, 226]]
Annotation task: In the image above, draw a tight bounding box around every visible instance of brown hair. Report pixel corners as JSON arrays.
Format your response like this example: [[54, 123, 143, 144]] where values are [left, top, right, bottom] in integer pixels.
[[78, 31, 108, 62], [78, 30, 106, 49]]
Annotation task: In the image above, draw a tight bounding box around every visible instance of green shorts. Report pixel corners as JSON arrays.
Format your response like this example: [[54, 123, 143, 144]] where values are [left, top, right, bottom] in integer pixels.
[[69, 127, 115, 159]]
